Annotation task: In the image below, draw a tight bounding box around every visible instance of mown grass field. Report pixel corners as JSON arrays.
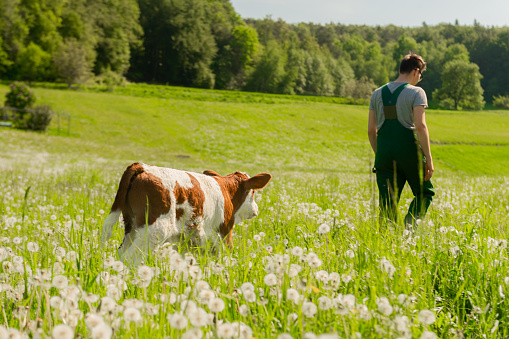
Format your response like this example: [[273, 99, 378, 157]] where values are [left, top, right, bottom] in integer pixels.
[[0, 83, 508, 339]]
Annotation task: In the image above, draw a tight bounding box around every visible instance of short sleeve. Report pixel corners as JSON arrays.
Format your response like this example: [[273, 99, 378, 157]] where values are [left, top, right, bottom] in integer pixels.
[[413, 87, 428, 109], [369, 91, 377, 110]]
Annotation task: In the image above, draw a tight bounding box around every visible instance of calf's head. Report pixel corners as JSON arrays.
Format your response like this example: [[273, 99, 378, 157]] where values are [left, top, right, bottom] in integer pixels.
[[232, 172, 272, 223], [203, 170, 272, 237]]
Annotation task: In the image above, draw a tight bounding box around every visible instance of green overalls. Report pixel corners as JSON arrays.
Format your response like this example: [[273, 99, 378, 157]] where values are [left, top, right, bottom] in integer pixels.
[[374, 83, 435, 225]]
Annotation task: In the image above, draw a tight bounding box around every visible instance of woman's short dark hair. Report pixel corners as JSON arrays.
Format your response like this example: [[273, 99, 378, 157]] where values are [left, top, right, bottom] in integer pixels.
[[399, 53, 426, 74]]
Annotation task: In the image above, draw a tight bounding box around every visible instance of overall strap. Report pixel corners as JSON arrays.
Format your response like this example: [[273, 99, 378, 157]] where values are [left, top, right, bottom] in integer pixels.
[[382, 83, 409, 119]]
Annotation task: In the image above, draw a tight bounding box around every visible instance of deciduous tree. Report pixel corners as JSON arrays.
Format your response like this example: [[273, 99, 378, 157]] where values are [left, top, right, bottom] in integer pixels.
[[433, 60, 484, 110], [53, 38, 92, 87]]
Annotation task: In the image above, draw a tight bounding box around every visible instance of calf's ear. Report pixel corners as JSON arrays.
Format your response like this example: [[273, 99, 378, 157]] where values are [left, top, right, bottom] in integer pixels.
[[245, 173, 272, 190], [203, 170, 220, 177]]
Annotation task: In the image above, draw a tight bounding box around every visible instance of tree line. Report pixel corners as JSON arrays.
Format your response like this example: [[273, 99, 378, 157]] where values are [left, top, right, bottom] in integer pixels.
[[1, 0, 508, 109]]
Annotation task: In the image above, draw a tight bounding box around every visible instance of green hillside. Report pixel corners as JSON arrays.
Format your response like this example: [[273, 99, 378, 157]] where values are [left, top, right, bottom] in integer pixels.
[[1, 84, 508, 176]]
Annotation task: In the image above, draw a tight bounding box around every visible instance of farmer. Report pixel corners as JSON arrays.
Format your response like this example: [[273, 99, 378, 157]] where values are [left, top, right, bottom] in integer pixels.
[[368, 53, 435, 226]]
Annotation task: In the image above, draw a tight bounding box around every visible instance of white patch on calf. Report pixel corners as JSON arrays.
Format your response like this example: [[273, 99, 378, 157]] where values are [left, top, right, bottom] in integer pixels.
[[234, 190, 259, 225], [100, 210, 121, 246]]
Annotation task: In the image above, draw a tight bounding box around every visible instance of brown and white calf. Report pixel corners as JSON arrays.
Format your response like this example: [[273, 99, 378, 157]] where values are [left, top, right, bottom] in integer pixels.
[[100, 162, 272, 266]]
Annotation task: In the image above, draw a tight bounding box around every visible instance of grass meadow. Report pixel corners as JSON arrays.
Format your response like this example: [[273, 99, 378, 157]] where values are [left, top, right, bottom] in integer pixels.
[[0, 83, 508, 339]]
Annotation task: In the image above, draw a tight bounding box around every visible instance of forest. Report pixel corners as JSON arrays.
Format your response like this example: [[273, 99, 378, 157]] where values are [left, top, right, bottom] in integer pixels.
[[1, 0, 508, 108]]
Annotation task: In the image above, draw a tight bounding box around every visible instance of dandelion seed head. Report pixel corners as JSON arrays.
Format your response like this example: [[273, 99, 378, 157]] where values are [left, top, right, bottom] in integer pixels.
[[85, 313, 104, 329], [100, 296, 116, 313], [318, 296, 332, 310], [198, 289, 215, 304], [137, 265, 154, 281], [217, 323, 234, 338], [418, 309, 436, 325], [240, 282, 255, 294], [91, 322, 113, 339], [239, 304, 249, 317], [188, 307, 209, 327], [264, 273, 277, 286], [317, 223, 330, 234], [124, 307, 142, 322], [377, 298, 393, 316], [168, 312, 188, 330], [27, 242, 39, 252], [182, 328, 203, 339], [420, 331, 437, 339], [181, 300, 198, 315], [291, 246, 303, 256], [52, 324, 74, 339], [315, 270, 328, 282], [286, 288, 300, 304], [52, 275, 69, 289], [302, 301, 317, 317], [208, 297, 225, 313], [50, 296, 63, 309]]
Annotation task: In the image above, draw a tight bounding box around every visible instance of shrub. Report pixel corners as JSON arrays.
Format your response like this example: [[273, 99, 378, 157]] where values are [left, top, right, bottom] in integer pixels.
[[25, 105, 53, 131], [4, 81, 37, 110], [493, 94, 509, 109], [12, 105, 53, 131], [95, 68, 127, 91]]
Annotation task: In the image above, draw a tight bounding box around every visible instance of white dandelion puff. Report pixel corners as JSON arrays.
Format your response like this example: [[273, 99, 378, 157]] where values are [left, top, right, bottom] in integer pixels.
[[168, 313, 188, 330], [137, 265, 154, 281], [302, 302, 317, 317], [420, 331, 437, 339], [182, 328, 203, 339], [243, 290, 256, 303], [27, 242, 39, 252], [418, 309, 436, 325], [208, 297, 225, 313], [112, 261, 125, 272], [50, 296, 63, 309], [103, 257, 115, 268], [217, 323, 234, 338], [264, 273, 277, 286], [397, 294, 407, 305], [189, 307, 209, 327], [99, 296, 117, 313], [318, 296, 332, 310], [377, 298, 393, 316], [91, 322, 113, 339], [85, 313, 104, 329], [52, 324, 74, 339], [197, 289, 215, 304], [124, 307, 142, 322], [315, 270, 328, 283], [394, 315, 409, 332], [342, 294, 356, 309], [239, 304, 249, 317], [380, 259, 396, 278], [52, 275, 69, 289], [286, 288, 300, 304], [291, 246, 304, 256], [317, 224, 330, 234], [240, 282, 255, 294]]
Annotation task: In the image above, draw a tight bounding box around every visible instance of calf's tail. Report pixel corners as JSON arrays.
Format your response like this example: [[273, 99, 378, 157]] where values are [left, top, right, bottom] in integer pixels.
[[100, 163, 145, 247]]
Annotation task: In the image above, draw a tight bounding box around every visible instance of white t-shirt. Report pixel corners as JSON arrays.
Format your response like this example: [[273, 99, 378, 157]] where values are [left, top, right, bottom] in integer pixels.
[[369, 81, 428, 130]]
